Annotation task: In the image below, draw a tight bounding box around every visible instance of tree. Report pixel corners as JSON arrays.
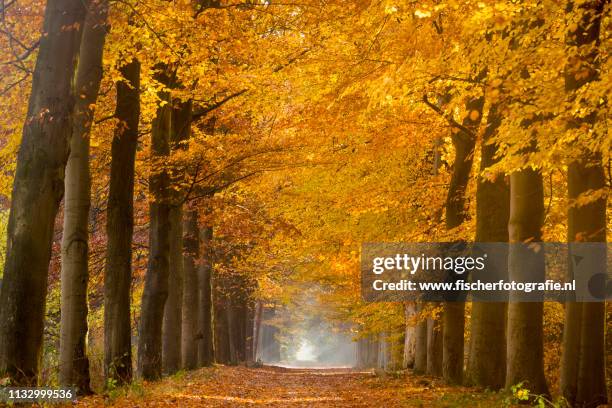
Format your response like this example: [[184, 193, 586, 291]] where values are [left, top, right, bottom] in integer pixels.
[[181, 208, 200, 369], [402, 302, 416, 368], [426, 314, 443, 376], [105, 59, 140, 385], [560, 1, 607, 406], [413, 303, 428, 374], [60, 0, 109, 394], [441, 92, 485, 385], [465, 103, 509, 389], [0, 0, 87, 386], [198, 224, 215, 366], [506, 161, 548, 395], [138, 73, 173, 379], [162, 101, 192, 374]]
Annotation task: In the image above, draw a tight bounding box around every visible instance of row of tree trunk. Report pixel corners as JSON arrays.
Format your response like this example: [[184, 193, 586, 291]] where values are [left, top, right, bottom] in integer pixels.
[[0, 4, 606, 408], [0, 0, 265, 391], [361, 5, 608, 408]]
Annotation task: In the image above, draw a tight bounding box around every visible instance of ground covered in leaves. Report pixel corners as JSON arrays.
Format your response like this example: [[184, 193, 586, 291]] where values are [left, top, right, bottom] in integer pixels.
[[73, 365, 507, 407]]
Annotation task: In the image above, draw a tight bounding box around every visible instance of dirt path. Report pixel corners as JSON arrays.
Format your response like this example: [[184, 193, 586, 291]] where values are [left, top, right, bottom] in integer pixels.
[[76, 365, 502, 407]]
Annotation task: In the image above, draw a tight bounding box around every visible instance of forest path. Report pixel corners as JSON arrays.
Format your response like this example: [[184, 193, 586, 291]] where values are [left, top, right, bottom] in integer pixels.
[[76, 365, 503, 407]]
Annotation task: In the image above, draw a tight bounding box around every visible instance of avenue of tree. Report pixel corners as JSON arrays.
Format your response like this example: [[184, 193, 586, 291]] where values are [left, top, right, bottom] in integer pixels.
[[0, 1, 609, 407]]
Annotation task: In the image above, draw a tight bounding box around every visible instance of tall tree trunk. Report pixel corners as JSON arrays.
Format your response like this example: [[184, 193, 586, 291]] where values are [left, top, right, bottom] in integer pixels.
[[138, 81, 173, 380], [576, 279, 607, 407], [60, 0, 108, 394], [226, 302, 237, 364], [0, 0, 87, 386], [162, 101, 192, 374], [162, 205, 183, 374], [413, 302, 428, 374], [214, 296, 230, 364], [560, 298, 581, 404], [104, 59, 140, 385], [403, 302, 416, 368], [442, 302, 464, 384], [561, 2, 607, 406], [442, 95, 484, 385], [244, 299, 255, 364], [413, 316, 428, 374], [260, 307, 280, 363], [357, 336, 378, 369], [465, 103, 509, 389], [234, 299, 249, 363], [252, 301, 263, 361], [506, 166, 548, 395], [426, 316, 443, 376], [181, 208, 199, 369], [197, 225, 214, 366]]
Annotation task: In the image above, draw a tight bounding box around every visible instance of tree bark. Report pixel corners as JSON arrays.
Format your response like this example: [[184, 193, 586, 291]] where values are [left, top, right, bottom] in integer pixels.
[[403, 302, 416, 369], [236, 300, 249, 363], [104, 59, 140, 386], [197, 225, 214, 366], [260, 307, 281, 363], [60, 0, 108, 394], [426, 316, 443, 376], [506, 167, 548, 395], [181, 208, 199, 369], [442, 302, 464, 384], [226, 302, 238, 364], [413, 310, 428, 374], [252, 301, 263, 361], [138, 81, 173, 380], [0, 0, 87, 386], [561, 2, 607, 406], [465, 103, 509, 389], [214, 294, 230, 364], [560, 299, 581, 404], [162, 101, 192, 374], [244, 299, 255, 364], [442, 95, 484, 385], [162, 205, 183, 374]]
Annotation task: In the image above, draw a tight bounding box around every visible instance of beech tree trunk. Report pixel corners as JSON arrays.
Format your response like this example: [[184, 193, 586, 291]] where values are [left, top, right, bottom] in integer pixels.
[[197, 225, 214, 366], [260, 307, 281, 363], [560, 299, 581, 404], [561, 2, 607, 406], [60, 0, 108, 394], [226, 302, 238, 364], [236, 300, 249, 363], [465, 103, 509, 389], [0, 0, 87, 386], [104, 60, 140, 385], [442, 95, 484, 385], [576, 282, 607, 407], [181, 208, 200, 369], [403, 302, 416, 368], [252, 301, 263, 361], [506, 166, 548, 395], [162, 102, 192, 374], [162, 205, 183, 374], [413, 311, 428, 374], [214, 296, 230, 364], [138, 83, 173, 380], [357, 336, 379, 369], [426, 316, 443, 376], [244, 300, 255, 364]]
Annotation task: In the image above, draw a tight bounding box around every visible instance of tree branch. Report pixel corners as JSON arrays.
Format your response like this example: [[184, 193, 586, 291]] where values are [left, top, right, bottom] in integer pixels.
[[273, 47, 311, 73], [192, 89, 247, 120], [421, 93, 476, 140]]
